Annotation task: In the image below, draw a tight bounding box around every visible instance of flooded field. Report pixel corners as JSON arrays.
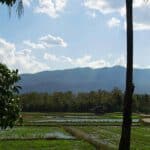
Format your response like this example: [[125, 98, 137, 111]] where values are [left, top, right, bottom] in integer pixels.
[[22, 112, 140, 126], [0, 112, 149, 150], [30, 117, 139, 123]]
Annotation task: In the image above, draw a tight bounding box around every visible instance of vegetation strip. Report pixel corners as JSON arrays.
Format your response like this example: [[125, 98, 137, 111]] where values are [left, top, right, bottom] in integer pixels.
[[63, 126, 114, 150], [19, 123, 140, 127], [0, 137, 76, 141], [20, 91, 150, 114]]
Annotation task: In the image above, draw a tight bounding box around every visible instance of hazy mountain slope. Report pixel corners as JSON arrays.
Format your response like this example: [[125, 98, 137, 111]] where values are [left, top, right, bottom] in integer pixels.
[[19, 66, 150, 94]]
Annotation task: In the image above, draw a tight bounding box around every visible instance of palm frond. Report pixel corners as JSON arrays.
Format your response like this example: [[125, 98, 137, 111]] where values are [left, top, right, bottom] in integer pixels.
[[17, 0, 24, 18], [0, 0, 23, 17]]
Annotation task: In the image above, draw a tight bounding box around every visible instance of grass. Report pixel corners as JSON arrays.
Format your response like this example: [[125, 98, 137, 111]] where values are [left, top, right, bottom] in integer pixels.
[[0, 126, 94, 149], [0, 140, 95, 150], [0, 127, 72, 139], [77, 126, 150, 150]]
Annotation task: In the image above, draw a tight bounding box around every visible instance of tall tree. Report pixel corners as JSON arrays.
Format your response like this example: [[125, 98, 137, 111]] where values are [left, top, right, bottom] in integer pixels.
[[119, 0, 134, 149]]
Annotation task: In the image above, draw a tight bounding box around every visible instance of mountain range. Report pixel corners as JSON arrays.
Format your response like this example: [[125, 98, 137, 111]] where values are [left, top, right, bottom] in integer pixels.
[[19, 66, 150, 94]]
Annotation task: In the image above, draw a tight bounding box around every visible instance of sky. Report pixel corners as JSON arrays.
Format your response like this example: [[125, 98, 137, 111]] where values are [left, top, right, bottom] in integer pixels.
[[0, 0, 150, 74]]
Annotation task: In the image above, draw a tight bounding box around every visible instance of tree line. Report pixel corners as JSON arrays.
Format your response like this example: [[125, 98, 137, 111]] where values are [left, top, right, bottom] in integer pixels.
[[20, 88, 150, 114]]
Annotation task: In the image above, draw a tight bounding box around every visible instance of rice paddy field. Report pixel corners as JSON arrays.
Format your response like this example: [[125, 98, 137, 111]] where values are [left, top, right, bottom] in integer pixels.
[[0, 112, 149, 150]]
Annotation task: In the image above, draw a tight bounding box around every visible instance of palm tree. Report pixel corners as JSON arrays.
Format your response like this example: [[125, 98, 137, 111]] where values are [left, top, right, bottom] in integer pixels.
[[0, 0, 23, 17], [119, 0, 134, 149]]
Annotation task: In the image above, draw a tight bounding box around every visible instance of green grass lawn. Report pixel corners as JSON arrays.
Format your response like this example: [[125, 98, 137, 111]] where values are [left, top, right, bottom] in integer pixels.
[[0, 126, 94, 150], [0, 140, 95, 150], [0, 127, 72, 139], [78, 126, 150, 150]]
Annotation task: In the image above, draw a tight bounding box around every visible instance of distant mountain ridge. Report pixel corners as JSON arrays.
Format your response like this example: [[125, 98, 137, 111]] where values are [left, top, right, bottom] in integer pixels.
[[19, 66, 150, 94]]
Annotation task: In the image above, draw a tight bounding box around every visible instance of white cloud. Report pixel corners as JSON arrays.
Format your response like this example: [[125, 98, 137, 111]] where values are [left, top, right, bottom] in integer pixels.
[[44, 53, 110, 68], [23, 40, 45, 49], [64, 55, 142, 69], [70, 55, 108, 68], [40, 34, 67, 48], [134, 22, 150, 31], [87, 60, 108, 68], [124, 21, 150, 31], [35, 0, 67, 18], [86, 11, 97, 18], [75, 55, 91, 66], [0, 38, 50, 73], [133, 0, 150, 8], [114, 56, 126, 67], [44, 52, 150, 69], [84, 0, 149, 14], [84, 0, 150, 31], [107, 17, 121, 28], [112, 55, 148, 68], [119, 6, 126, 17], [0, 36, 146, 74], [24, 34, 67, 49], [84, 0, 123, 14], [44, 53, 59, 61], [23, 0, 32, 7]]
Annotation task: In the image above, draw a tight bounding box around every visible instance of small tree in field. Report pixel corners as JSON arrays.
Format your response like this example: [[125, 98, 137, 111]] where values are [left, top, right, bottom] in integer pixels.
[[0, 63, 21, 129]]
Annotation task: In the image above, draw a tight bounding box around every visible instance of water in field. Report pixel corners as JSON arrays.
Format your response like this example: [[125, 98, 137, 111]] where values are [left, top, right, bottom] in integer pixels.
[[45, 132, 75, 139], [30, 116, 139, 123]]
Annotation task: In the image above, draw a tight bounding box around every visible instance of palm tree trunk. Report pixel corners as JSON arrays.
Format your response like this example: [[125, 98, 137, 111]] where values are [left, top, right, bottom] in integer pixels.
[[119, 0, 134, 150]]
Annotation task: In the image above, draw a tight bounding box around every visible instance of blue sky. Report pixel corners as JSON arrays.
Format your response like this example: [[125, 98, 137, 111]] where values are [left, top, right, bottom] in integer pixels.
[[0, 0, 150, 73]]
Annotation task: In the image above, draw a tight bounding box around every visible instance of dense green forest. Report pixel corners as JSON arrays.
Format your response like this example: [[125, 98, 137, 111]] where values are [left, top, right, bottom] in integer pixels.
[[20, 88, 150, 113]]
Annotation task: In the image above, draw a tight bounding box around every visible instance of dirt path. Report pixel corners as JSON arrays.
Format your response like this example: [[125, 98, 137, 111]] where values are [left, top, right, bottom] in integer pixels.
[[63, 126, 115, 150], [143, 118, 150, 122]]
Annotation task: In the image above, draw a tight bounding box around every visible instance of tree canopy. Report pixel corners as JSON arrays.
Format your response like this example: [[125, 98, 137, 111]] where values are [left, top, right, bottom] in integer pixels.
[[0, 63, 21, 129]]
